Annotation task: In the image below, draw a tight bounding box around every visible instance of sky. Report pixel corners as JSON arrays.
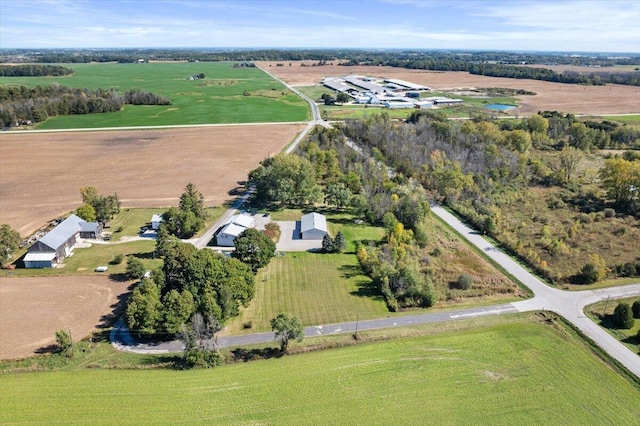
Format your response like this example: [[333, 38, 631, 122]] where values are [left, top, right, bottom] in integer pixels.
[[1, 0, 639, 53]]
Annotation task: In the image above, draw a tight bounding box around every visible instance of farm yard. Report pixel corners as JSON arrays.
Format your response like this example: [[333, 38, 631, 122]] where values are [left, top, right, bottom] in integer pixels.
[[0, 276, 132, 360], [0, 124, 300, 236], [256, 61, 640, 115]]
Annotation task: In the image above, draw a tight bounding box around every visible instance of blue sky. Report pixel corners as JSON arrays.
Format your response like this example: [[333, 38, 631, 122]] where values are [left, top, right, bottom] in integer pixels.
[[1, 0, 639, 52]]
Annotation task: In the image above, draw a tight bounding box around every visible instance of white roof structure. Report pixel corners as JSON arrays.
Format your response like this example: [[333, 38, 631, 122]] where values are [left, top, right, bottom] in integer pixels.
[[38, 214, 84, 251], [220, 223, 247, 238], [322, 77, 352, 93], [24, 252, 56, 262], [384, 78, 429, 91], [301, 213, 328, 234], [344, 76, 386, 93], [229, 214, 255, 229], [151, 214, 163, 223]]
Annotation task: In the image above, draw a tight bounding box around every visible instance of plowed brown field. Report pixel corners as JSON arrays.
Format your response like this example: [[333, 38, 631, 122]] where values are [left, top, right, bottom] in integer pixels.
[[0, 275, 132, 360], [0, 124, 300, 236], [257, 61, 640, 115]]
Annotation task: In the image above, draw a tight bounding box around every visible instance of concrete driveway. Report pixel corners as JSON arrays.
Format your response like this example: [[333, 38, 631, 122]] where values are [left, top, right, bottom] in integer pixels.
[[275, 221, 323, 252]]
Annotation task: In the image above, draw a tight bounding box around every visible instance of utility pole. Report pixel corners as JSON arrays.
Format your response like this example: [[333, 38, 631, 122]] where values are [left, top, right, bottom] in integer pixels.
[[68, 328, 74, 356], [602, 295, 611, 317]]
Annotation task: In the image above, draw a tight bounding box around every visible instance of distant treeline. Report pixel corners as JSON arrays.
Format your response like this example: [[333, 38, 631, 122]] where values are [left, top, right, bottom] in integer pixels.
[[0, 64, 74, 77], [0, 85, 170, 127], [2, 49, 638, 86]]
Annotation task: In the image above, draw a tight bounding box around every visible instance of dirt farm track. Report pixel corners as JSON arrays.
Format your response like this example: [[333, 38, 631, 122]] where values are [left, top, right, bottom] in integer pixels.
[[0, 124, 299, 236], [257, 61, 640, 115], [0, 276, 132, 360]]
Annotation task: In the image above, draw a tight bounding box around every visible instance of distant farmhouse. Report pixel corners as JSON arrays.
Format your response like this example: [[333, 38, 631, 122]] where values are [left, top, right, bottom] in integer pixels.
[[24, 214, 102, 268], [151, 214, 164, 230], [216, 214, 256, 247], [321, 75, 460, 110]]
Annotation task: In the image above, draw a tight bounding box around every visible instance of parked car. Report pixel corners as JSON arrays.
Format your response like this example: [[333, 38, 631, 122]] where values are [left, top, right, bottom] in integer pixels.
[[95, 266, 108, 272]]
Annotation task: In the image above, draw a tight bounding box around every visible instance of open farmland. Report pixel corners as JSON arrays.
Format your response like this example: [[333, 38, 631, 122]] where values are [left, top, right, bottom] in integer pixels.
[[0, 124, 300, 236], [0, 276, 132, 360], [0, 62, 309, 128], [2, 317, 639, 424], [257, 61, 640, 115]]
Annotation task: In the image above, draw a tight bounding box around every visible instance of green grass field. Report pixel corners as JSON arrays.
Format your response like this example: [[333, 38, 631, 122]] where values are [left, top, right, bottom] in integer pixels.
[[223, 251, 390, 334], [0, 62, 309, 128], [584, 297, 640, 354], [2, 317, 638, 424], [602, 114, 640, 125]]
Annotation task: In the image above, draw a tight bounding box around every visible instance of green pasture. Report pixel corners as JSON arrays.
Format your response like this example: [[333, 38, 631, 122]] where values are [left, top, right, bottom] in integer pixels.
[[603, 115, 640, 125], [223, 251, 390, 334], [584, 297, 640, 354], [2, 317, 638, 424], [0, 62, 310, 128]]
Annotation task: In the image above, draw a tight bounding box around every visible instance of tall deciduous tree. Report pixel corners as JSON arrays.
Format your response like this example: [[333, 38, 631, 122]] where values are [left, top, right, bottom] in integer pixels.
[[125, 279, 162, 335], [233, 228, 276, 271], [0, 224, 20, 266], [271, 313, 304, 352], [75, 203, 97, 222], [600, 158, 640, 208], [557, 146, 583, 184], [249, 155, 322, 207]]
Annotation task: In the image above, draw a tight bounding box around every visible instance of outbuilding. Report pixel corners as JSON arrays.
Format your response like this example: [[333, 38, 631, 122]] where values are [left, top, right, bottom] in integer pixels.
[[80, 222, 102, 239], [216, 223, 247, 247], [300, 213, 328, 240], [151, 214, 164, 230], [25, 214, 84, 268]]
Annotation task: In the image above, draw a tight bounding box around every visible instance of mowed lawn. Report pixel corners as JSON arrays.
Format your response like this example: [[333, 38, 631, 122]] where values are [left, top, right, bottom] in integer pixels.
[[0, 62, 309, 128], [2, 319, 639, 424], [223, 252, 390, 334]]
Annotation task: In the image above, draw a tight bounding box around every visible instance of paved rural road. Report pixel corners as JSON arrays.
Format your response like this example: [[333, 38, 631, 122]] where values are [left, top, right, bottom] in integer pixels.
[[112, 71, 640, 378]]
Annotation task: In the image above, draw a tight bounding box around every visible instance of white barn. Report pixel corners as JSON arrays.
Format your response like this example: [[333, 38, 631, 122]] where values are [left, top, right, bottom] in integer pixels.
[[300, 213, 328, 240], [217, 223, 247, 247], [215, 213, 256, 247], [151, 214, 164, 230]]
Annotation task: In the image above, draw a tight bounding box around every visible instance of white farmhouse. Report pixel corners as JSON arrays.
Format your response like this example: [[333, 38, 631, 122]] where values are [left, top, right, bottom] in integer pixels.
[[151, 214, 164, 230]]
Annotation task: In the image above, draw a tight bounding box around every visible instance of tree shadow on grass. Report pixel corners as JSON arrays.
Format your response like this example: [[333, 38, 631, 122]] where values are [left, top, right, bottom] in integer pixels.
[[339, 264, 363, 279], [350, 279, 384, 301], [229, 347, 284, 362], [131, 251, 158, 260]]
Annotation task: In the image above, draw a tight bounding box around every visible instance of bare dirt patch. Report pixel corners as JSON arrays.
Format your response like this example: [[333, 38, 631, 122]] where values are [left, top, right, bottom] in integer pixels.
[[0, 124, 300, 236], [257, 61, 640, 115], [0, 275, 132, 360]]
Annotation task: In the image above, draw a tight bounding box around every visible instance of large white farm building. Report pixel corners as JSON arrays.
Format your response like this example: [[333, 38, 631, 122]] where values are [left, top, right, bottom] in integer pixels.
[[321, 75, 461, 109]]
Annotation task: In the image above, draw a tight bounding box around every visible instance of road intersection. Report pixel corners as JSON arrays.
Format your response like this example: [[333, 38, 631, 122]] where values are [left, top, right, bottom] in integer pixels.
[[112, 66, 640, 379]]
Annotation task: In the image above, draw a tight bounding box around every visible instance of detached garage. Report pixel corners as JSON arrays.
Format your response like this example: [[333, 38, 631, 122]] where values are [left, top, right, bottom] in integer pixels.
[[300, 213, 328, 240]]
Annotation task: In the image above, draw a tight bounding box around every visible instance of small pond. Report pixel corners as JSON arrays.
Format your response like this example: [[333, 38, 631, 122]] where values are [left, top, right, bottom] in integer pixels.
[[484, 103, 517, 111]]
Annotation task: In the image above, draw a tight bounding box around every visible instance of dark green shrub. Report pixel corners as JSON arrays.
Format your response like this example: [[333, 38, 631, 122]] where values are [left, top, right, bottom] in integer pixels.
[[613, 303, 634, 329], [110, 253, 124, 265], [632, 300, 640, 319], [603, 208, 616, 218], [183, 348, 223, 369]]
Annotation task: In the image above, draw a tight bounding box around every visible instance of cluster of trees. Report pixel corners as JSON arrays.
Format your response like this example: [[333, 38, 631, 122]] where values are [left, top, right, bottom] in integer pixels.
[[320, 92, 350, 105], [126, 235, 255, 337], [357, 214, 436, 311], [313, 111, 638, 284], [0, 84, 170, 128], [232, 228, 276, 272], [0, 64, 74, 76], [161, 183, 208, 238], [76, 186, 120, 224], [0, 224, 20, 267], [322, 231, 346, 253], [611, 300, 640, 330]]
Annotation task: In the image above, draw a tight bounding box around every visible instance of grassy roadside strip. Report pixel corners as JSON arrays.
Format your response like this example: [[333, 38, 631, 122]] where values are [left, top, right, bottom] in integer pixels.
[[430, 208, 534, 298], [584, 296, 640, 356], [553, 312, 640, 388]]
